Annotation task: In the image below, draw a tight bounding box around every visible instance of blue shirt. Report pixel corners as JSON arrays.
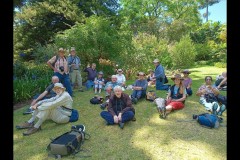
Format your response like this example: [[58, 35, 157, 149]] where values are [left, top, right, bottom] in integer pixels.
[[133, 79, 148, 90], [154, 64, 165, 79], [67, 55, 81, 72]]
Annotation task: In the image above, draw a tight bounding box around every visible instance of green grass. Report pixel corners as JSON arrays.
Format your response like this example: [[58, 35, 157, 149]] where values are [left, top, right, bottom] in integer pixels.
[[14, 65, 226, 160]]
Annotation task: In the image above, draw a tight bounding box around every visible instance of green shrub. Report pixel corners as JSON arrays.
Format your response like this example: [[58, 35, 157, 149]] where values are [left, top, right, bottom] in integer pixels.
[[194, 43, 212, 61], [169, 35, 196, 69], [214, 62, 226, 68]]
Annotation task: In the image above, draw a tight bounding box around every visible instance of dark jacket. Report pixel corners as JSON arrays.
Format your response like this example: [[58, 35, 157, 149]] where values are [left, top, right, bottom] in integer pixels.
[[108, 93, 135, 116]]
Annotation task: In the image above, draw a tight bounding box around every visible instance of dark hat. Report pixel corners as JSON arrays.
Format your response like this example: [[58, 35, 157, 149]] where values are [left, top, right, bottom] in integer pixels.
[[171, 74, 184, 81], [181, 69, 191, 74]]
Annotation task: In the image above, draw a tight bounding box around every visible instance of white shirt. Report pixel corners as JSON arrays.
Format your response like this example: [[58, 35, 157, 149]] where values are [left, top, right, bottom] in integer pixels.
[[116, 74, 126, 84]]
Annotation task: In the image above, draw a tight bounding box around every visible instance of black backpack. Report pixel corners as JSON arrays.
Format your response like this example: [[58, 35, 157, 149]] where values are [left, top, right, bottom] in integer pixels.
[[90, 96, 104, 104], [47, 125, 90, 159]]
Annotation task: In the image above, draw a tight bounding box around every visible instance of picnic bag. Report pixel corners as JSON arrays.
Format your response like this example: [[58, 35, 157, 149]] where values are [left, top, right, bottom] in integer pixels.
[[47, 125, 89, 158], [146, 90, 157, 101], [90, 96, 104, 104]]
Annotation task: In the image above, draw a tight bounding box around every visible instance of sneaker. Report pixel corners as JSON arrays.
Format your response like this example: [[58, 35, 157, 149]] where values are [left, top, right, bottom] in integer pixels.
[[23, 126, 41, 136], [16, 122, 34, 129], [217, 105, 226, 116], [212, 103, 218, 115], [161, 107, 167, 119], [119, 122, 124, 129], [23, 108, 34, 115]]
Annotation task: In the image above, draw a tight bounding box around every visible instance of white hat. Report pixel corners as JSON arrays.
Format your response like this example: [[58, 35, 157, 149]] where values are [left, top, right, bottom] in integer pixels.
[[58, 48, 64, 52], [70, 47, 75, 51], [153, 59, 159, 63], [53, 83, 66, 92]]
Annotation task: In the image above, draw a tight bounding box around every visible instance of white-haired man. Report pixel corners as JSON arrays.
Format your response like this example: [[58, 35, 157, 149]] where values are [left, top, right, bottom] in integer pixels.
[[100, 86, 135, 129], [16, 83, 73, 136]]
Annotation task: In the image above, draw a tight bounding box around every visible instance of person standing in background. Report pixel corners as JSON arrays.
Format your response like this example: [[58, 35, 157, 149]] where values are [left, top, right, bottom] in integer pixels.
[[67, 47, 84, 92]]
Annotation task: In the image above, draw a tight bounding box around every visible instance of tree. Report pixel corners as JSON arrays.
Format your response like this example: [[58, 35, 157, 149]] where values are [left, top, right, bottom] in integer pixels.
[[198, 0, 221, 22]]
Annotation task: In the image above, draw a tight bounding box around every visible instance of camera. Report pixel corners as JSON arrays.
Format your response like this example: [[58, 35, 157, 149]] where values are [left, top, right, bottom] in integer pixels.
[[100, 102, 108, 110], [192, 114, 198, 120], [59, 66, 64, 72]]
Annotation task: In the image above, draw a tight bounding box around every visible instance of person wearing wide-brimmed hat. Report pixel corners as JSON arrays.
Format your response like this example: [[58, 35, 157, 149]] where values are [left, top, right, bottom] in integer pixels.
[[152, 59, 170, 91], [182, 69, 193, 96], [159, 74, 187, 119], [130, 72, 148, 104], [94, 71, 105, 94], [67, 47, 84, 92], [196, 76, 226, 116], [16, 83, 73, 136], [47, 48, 73, 97]]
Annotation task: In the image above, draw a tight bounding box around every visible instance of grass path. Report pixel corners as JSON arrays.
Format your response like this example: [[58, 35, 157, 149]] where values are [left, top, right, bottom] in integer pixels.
[[13, 66, 226, 160]]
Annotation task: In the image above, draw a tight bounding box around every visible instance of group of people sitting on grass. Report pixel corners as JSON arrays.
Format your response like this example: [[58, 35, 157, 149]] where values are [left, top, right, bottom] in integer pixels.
[[16, 55, 227, 136]]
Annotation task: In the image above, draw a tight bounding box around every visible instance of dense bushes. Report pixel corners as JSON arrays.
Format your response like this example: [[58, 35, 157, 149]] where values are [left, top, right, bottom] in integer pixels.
[[13, 62, 53, 104]]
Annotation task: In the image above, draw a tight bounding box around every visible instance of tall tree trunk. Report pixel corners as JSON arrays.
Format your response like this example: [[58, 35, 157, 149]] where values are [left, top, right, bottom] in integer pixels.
[[206, 0, 209, 22]]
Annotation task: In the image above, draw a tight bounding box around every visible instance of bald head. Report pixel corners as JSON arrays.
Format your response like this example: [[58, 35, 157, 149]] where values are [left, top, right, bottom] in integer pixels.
[[52, 76, 59, 84]]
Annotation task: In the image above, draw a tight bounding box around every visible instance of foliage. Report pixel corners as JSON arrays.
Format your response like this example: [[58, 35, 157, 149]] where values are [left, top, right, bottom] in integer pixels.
[[14, 0, 84, 56], [194, 43, 212, 61], [54, 15, 131, 75], [214, 62, 226, 68], [32, 43, 59, 64], [13, 61, 53, 103], [169, 35, 196, 69]]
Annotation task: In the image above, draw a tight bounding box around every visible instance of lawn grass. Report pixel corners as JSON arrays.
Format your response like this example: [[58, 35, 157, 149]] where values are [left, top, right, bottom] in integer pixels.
[[13, 65, 226, 160]]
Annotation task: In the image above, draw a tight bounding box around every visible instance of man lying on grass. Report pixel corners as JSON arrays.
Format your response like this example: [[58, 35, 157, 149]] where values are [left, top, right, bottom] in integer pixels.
[[100, 86, 135, 129], [16, 83, 73, 136]]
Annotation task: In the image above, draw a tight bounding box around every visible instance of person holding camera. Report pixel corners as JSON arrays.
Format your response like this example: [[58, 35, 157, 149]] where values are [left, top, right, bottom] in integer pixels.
[[47, 48, 73, 97], [196, 76, 226, 116], [100, 86, 135, 129], [67, 47, 84, 92]]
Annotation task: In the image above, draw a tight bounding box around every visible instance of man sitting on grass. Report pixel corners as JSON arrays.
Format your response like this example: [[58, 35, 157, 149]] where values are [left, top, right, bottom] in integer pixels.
[[100, 86, 135, 129], [23, 76, 59, 115], [16, 83, 73, 136]]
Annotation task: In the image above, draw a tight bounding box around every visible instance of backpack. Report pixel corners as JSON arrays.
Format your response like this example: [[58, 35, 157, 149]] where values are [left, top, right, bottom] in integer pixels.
[[193, 113, 223, 129], [47, 125, 90, 158], [154, 97, 166, 111], [90, 96, 104, 104], [146, 90, 157, 101], [69, 109, 79, 122]]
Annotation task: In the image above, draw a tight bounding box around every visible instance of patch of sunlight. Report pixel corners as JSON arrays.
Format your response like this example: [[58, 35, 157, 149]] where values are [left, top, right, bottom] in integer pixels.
[[148, 113, 171, 125], [131, 127, 226, 160]]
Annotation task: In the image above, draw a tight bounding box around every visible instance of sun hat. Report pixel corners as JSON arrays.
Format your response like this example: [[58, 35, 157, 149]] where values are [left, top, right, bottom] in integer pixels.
[[182, 69, 191, 74], [171, 74, 184, 81], [58, 48, 65, 52], [153, 59, 159, 63], [70, 47, 75, 51], [52, 83, 66, 92], [137, 72, 145, 76]]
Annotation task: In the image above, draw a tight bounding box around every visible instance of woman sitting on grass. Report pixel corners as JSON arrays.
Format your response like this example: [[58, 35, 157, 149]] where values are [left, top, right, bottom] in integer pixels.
[[159, 74, 187, 119], [100, 86, 135, 129], [182, 69, 193, 96]]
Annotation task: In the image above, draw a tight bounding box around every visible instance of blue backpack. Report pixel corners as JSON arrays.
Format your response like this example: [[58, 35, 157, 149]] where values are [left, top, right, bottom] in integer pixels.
[[193, 113, 223, 128]]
